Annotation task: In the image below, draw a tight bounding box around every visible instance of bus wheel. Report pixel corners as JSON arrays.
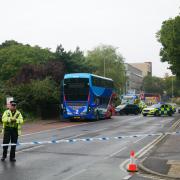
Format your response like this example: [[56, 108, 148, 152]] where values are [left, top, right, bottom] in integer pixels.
[[96, 111, 100, 120]]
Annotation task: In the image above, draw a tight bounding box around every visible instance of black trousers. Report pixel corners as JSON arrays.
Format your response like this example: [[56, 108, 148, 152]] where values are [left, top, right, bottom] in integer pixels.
[[2, 127, 18, 159]]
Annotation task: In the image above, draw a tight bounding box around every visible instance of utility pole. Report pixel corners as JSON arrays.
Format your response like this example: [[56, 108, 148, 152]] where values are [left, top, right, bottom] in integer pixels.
[[104, 58, 106, 77], [171, 76, 174, 102]]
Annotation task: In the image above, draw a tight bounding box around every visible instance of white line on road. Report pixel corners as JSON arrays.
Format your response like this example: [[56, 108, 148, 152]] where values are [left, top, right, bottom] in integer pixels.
[[120, 134, 165, 178], [137, 135, 166, 159], [17, 145, 43, 153], [21, 122, 92, 137], [108, 146, 127, 158], [133, 136, 146, 144], [62, 169, 87, 180], [123, 175, 132, 179]]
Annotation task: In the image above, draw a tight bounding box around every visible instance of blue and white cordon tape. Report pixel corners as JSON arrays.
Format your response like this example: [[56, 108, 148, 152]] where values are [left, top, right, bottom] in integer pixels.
[[1, 131, 180, 147]]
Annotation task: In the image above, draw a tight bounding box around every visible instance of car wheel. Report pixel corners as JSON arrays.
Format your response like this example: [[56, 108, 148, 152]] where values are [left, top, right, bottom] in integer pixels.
[[119, 111, 123, 115], [168, 112, 172, 116], [155, 111, 159, 116], [134, 110, 139, 115], [143, 114, 147, 116]]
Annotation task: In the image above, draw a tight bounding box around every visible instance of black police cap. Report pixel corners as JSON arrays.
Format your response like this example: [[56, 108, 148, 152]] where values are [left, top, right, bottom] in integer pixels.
[[10, 101, 17, 106]]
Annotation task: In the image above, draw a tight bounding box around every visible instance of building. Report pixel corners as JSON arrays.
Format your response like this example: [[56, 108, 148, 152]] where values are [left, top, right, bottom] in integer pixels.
[[129, 62, 152, 77], [125, 63, 143, 94]]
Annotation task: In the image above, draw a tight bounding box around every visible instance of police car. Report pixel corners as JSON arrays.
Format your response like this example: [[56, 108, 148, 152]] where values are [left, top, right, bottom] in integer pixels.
[[142, 103, 173, 116], [167, 103, 177, 113]]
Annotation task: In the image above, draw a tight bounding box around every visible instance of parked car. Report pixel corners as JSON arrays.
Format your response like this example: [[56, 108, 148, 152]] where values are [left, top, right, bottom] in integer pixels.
[[178, 107, 180, 113], [115, 104, 141, 115]]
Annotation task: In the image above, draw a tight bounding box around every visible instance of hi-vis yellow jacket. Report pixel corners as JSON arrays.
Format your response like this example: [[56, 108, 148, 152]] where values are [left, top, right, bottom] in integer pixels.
[[2, 109, 24, 136]]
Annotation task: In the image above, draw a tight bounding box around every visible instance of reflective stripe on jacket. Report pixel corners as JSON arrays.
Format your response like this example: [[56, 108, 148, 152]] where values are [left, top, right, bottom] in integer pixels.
[[1, 109, 24, 136]]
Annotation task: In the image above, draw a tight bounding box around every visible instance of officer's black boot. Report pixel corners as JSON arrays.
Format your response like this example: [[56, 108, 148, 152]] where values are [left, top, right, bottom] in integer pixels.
[[1, 157, 6, 161], [1, 147, 8, 161]]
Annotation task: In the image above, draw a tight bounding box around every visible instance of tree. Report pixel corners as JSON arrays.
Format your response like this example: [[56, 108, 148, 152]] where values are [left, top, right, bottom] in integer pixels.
[[6, 77, 60, 119], [164, 76, 180, 97], [86, 45, 126, 93], [0, 40, 55, 81], [55, 44, 91, 73], [157, 15, 180, 78], [11, 60, 65, 84], [142, 75, 165, 95]]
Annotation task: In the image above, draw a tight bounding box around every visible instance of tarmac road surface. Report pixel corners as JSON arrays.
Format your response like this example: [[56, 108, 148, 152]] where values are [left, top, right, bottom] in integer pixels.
[[0, 114, 179, 180]]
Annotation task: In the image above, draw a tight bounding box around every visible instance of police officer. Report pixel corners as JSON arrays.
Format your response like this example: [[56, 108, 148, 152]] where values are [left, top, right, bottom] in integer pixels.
[[1, 101, 23, 162]]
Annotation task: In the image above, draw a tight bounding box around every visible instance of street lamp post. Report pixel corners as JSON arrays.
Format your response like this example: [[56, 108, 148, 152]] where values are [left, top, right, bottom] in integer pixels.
[[104, 58, 106, 77], [172, 76, 174, 102]]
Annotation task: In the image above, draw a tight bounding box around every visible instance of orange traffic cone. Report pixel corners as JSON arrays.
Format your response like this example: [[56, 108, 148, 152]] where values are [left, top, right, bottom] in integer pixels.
[[127, 151, 138, 172]]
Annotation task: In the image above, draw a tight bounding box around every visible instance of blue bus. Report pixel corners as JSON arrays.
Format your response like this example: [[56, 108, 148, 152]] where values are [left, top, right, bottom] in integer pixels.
[[62, 73, 114, 120]]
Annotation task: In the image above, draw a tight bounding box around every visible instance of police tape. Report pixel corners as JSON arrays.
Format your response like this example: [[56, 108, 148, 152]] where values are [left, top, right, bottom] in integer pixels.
[[1, 131, 180, 147]]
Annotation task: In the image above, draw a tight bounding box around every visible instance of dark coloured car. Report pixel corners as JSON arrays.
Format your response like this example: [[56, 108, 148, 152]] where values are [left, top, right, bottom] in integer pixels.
[[115, 104, 141, 115]]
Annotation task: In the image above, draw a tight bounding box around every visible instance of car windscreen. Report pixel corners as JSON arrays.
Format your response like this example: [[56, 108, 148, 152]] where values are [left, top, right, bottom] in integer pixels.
[[150, 104, 161, 108], [64, 78, 89, 101]]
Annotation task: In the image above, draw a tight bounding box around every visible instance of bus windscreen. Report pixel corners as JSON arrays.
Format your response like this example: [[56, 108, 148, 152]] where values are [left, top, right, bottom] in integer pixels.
[[64, 78, 89, 101]]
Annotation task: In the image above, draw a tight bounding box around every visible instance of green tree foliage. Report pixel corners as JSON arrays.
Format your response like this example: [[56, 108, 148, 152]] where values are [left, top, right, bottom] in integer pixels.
[[11, 60, 65, 84], [55, 44, 91, 73], [86, 45, 126, 93], [6, 77, 59, 119], [0, 40, 64, 119], [163, 76, 180, 97], [142, 75, 180, 97], [0, 40, 55, 81], [157, 15, 180, 78], [142, 75, 165, 95]]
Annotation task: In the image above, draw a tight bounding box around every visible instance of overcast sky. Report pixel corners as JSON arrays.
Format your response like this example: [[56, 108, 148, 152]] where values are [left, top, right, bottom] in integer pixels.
[[0, 0, 179, 77]]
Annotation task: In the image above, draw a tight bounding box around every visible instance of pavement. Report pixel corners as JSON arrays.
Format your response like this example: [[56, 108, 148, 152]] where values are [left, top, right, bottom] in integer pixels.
[[139, 116, 180, 179]]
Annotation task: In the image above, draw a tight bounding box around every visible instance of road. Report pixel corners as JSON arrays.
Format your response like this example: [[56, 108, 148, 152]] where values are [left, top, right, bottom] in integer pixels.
[[0, 114, 179, 180]]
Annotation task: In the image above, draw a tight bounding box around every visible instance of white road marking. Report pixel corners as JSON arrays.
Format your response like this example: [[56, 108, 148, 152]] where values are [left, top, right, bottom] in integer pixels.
[[139, 174, 165, 180], [120, 134, 165, 178], [108, 146, 127, 158], [22, 116, 134, 137], [120, 158, 129, 173], [133, 136, 146, 144], [62, 169, 87, 180], [16, 145, 43, 153], [123, 175, 132, 179], [21, 122, 92, 137], [137, 135, 166, 159]]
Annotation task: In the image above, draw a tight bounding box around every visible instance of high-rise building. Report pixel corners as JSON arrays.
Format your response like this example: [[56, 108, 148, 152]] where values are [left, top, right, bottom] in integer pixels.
[[130, 62, 152, 77]]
